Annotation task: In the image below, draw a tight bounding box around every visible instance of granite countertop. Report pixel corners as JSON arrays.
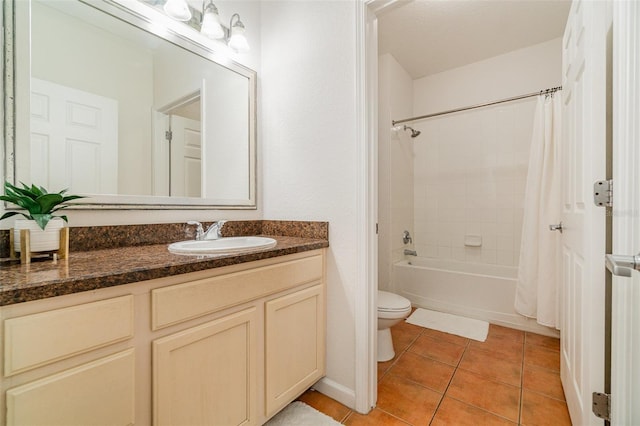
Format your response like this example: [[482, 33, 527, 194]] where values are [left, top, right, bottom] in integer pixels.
[[0, 221, 329, 306]]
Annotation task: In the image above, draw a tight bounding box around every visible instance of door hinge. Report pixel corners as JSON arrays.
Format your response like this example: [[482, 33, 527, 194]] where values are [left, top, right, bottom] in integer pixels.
[[165, 130, 173, 141], [376, 223, 379, 234], [592, 392, 611, 421], [593, 179, 612, 207]]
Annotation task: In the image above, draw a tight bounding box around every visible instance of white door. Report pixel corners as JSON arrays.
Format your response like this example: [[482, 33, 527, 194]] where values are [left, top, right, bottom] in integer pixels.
[[609, 1, 640, 423], [560, 1, 608, 425], [169, 115, 201, 198], [30, 78, 118, 194]]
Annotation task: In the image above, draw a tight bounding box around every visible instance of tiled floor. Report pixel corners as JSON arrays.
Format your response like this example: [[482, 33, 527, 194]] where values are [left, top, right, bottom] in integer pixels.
[[298, 320, 572, 425]]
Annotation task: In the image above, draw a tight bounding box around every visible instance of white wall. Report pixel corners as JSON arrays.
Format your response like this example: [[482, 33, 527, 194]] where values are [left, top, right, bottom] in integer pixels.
[[411, 38, 562, 267], [378, 54, 414, 293], [413, 38, 562, 116], [260, 0, 359, 407]]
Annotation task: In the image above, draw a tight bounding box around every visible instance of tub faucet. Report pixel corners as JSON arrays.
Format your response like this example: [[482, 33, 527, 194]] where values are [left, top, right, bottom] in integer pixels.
[[402, 230, 413, 245], [204, 220, 227, 240], [404, 249, 417, 256]]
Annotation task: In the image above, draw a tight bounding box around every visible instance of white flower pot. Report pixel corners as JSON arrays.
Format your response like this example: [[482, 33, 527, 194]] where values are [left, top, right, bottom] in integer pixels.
[[13, 218, 65, 252]]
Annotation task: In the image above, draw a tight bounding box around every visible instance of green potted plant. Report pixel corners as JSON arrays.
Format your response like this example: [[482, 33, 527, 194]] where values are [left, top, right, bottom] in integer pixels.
[[0, 182, 85, 252]]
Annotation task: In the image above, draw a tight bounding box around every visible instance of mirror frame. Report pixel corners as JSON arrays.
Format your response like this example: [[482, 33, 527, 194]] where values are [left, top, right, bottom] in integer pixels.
[[2, 0, 257, 210]]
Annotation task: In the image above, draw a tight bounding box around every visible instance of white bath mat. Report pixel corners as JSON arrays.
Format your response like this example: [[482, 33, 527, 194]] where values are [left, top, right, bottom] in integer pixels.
[[265, 401, 342, 426], [406, 308, 489, 342]]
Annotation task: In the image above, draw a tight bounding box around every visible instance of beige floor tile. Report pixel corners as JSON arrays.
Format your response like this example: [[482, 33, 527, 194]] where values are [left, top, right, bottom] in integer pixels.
[[469, 333, 524, 364], [489, 324, 525, 344], [388, 351, 455, 393], [409, 334, 466, 366], [377, 374, 442, 425], [432, 397, 517, 426], [421, 328, 470, 347], [446, 369, 521, 422], [458, 346, 522, 386], [522, 366, 566, 401], [525, 332, 561, 352], [378, 358, 394, 381], [391, 321, 423, 354], [309, 321, 572, 426], [524, 344, 561, 372], [521, 390, 572, 426], [344, 408, 411, 426], [297, 389, 352, 423]]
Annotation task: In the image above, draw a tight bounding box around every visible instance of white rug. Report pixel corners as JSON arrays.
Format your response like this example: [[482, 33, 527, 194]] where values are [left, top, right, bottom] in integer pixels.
[[265, 401, 342, 426], [406, 308, 489, 342]]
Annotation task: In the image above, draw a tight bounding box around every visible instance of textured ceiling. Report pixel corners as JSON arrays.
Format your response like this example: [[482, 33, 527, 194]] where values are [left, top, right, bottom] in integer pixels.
[[378, 0, 571, 79]]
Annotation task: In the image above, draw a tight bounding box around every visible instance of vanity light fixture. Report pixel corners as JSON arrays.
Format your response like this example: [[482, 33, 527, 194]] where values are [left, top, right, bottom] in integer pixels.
[[163, 0, 192, 21], [162, 0, 250, 52], [200, 0, 224, 40], [227, 14, 249, 53]]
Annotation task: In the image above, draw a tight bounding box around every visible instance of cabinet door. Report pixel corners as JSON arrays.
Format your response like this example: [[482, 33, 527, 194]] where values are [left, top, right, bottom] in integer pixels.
[[265, 285, 325, 417], [6, 349, 135, 426], [153, 308, 257, 426]]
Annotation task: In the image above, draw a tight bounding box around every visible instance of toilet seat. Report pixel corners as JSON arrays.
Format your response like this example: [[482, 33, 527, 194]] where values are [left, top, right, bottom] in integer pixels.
[[378, 290, 411, 310], [378, 290, 411, 319]]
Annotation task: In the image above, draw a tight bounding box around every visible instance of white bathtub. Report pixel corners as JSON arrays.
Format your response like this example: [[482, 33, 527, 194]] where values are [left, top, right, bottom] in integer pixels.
[[393, 257, 557, 335]]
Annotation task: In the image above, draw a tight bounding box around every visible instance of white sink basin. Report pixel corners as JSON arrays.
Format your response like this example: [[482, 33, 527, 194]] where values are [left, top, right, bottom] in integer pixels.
[[168, 237, 277, 255]]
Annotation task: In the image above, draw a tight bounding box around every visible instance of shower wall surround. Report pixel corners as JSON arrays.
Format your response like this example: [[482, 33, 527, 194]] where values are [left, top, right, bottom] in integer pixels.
[[379, 38, 562, 271], [410, 38, 562, 267], [413, 100, 536, 266]]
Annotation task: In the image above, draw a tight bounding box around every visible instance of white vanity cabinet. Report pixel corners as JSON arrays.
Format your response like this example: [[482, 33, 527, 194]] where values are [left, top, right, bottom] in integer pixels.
[[265, 285, 325, 417], [0, 249, 326, 426], [150, 249, 326, 426], [153, 308, 258, 426], [1, 295, 136, 426]]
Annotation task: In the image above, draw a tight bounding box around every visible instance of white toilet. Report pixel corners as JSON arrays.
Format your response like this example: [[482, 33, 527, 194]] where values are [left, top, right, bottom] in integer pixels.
[[377, 290, 412, 362]]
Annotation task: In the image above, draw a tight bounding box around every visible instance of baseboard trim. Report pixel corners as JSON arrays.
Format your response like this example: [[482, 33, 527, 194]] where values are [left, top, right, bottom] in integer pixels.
[[312, 377, 356, 411]]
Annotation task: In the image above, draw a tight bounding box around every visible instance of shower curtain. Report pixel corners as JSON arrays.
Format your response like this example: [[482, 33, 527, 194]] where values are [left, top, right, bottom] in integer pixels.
[[514, 93, 562, 328]]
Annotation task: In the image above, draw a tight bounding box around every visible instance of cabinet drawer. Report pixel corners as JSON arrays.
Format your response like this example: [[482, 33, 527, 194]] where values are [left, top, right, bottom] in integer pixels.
[[4, 295, 134, 376], [6, 349, 135, 426], [152, 253, 323, 330]]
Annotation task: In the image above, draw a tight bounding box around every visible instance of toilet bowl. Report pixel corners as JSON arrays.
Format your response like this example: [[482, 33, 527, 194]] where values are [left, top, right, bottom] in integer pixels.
[[377, 290, 412, 362]]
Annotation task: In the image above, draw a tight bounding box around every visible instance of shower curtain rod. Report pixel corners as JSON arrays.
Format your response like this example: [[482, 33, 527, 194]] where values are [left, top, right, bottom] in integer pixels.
[[391, 86, 562, 126]]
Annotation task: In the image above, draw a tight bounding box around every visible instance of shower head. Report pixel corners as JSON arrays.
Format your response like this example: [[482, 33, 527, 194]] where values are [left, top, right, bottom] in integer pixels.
[[404, 125, 421, 138], [391, 124, 421, 138]]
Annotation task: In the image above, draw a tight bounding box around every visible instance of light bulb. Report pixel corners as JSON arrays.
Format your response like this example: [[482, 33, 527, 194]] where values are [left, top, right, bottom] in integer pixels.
[[228, 18, 249, 53], [163, 0, 192, 21], [200, 2, 224, 39]]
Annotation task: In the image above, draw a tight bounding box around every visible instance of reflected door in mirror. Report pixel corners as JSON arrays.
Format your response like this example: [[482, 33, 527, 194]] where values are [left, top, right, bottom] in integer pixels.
[[169, 115, 201, 198], [30, 78, 118, 194]]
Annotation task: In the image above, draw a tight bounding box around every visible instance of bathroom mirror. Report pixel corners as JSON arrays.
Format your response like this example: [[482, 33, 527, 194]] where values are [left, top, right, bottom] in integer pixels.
[[3, 0, 257, 209]]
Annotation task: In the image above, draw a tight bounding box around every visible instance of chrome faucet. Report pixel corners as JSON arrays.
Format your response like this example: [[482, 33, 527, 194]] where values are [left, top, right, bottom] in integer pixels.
[[186, 220, 227, 241], [187, 221, 205, 240], [204, 220, 227, 240]]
